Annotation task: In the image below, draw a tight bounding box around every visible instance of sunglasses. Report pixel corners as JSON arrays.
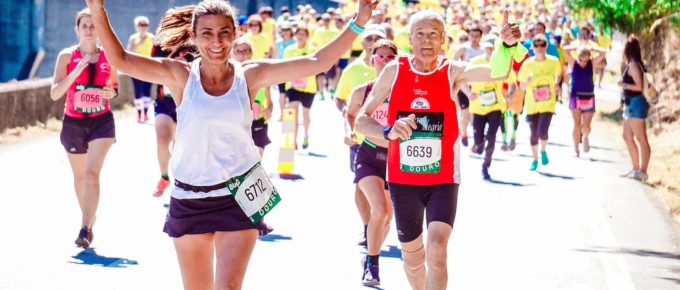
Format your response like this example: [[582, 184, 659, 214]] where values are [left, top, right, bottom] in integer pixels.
[[235, 48, 252, 54], [533, 41, 547, 48], [372, 54, 396, 63], [138, 23, 149, 27], [365, 35, 381, 42]]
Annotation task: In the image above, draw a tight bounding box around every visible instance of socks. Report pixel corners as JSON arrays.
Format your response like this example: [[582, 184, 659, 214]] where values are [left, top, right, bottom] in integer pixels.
[[368, 255, 379, 266], [161, 173, 169, 181]]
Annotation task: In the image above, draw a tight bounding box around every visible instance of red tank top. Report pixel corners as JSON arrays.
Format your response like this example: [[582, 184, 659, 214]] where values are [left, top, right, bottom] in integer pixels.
[[65, 48, 112, 118], [387, 56, 458, 185]]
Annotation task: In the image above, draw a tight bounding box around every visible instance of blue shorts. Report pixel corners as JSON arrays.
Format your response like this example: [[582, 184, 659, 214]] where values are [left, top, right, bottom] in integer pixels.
[[338, 58, 349, 70], [154, 96, 177, 122], [623, 95, 649, 119]]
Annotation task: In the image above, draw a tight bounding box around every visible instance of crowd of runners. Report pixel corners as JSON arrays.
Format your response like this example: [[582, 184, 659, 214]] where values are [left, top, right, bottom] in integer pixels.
[[49, 0, 656, 288]]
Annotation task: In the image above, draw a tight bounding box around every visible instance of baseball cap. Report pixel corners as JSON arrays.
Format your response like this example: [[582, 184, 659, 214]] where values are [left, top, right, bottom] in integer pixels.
[[361, 24, 386, 39]]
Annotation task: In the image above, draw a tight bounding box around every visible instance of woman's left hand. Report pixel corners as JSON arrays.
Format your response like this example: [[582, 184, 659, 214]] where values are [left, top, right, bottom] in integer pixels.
[[101, 86, 118, 99]]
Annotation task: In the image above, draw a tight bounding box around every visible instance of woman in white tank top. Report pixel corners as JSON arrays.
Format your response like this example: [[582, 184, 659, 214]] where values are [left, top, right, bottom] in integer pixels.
[[86, 0, 378, 288]]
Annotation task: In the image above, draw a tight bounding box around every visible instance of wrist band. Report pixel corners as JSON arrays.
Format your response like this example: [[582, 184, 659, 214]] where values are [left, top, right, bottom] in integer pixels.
[[383, 126, 392, 140], [348, 20, 365, 34]]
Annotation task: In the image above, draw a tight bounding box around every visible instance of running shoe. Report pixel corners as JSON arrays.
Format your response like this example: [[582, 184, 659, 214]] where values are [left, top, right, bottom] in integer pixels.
[[530, 160, 538, 171], [357, 234, 367, 247], [302, 137, 309, 149], [75, 226, 93, 249], [257, 222, 274, 236], [631, 171, 648, 182], [153, 178, 170, 197], [362, 260, 380, 286], [500, 142, 509, 151], [583, 137, 590, 153], [509, 139, 516, 151], [541, 151, 549, 165], [461, 136, 468, 147], [482, 165, 491, 180]]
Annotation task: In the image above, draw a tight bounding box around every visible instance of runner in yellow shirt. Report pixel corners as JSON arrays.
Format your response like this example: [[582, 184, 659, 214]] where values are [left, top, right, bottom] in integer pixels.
[[334, 24, 384, 249], [246, 15, 273, 59], [283, 25, 317, 150], [518, 35, 562, 171], [127, 16, 154, 122], [311, 13, 341, 99], [259, 7, 277, 43], [467, 42, 510, 180]]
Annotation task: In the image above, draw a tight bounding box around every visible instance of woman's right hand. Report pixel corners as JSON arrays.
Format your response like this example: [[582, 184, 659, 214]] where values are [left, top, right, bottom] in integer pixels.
[[356, 0, 380, 26], [85, 0, 104, 9], [75, 54, 92, 73]]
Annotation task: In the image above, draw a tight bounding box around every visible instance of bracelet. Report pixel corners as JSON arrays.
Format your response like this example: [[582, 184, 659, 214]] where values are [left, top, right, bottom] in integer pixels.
[[383, 126, 392, 140], [348, 19, 365, 34]]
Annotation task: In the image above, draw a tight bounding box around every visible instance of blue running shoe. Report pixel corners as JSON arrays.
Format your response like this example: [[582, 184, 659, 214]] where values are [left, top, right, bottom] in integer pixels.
[[541, 151, 549, 165]]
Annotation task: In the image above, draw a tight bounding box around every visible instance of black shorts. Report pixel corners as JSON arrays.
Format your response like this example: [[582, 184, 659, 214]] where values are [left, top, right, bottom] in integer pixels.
[[278, 83, 286, 95], [60, 111, 116, 154], [388, 182, 459, 243], [349, 144, 359, 173], [251, 118, 271, 148], [154, 96, 177, 122], [163, 195, 263, 238], [457, 91, 470, 110], [354, 142, 387, 187], [287, 89, 315, 109], [350, 50, 362, 58], [338, 58, 349, 70]]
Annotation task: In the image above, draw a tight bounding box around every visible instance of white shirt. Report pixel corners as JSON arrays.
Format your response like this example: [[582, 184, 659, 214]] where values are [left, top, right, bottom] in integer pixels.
[[171, 59, 260, 199]]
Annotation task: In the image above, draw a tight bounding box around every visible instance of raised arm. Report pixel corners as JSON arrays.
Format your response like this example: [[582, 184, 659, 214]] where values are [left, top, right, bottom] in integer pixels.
[[243, 0, 378, 92], [86, 0, 185, 91], [355, 62, 396, 139], [453, 11, 523, 84]]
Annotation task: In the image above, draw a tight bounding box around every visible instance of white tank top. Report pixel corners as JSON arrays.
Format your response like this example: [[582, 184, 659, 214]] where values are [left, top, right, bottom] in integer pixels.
[[171, 59, 260, 199]]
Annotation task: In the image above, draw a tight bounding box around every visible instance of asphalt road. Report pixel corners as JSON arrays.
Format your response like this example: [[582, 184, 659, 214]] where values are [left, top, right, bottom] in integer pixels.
[[0, 83, 678, 290]]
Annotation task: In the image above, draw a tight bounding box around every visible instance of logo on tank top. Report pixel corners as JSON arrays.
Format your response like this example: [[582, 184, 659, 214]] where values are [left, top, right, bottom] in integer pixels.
[[100, 63, 110, 74], [410, 97, 430, 110]]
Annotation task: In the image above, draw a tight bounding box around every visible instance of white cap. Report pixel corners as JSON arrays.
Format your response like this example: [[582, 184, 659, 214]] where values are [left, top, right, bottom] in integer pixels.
[[361, 24, 386, 39]]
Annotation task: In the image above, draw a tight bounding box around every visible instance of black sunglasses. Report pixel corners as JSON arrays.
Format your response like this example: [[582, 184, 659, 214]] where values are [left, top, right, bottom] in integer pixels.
[[533, 41, 547, 47]]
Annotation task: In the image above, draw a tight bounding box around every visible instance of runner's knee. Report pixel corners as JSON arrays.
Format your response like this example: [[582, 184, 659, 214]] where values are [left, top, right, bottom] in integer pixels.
[[402, 245, 425, 272]]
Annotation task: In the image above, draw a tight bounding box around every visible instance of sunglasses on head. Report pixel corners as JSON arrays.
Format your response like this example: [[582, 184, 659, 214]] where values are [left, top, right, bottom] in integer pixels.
[[533, 41, 547, 47], [372, 54, 396, 63]]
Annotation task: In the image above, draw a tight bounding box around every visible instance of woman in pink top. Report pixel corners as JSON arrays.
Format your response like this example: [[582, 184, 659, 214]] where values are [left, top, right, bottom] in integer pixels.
[[49, 8, 118, 249]]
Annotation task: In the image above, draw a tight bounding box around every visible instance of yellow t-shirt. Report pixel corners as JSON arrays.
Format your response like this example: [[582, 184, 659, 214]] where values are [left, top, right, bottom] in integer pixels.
[[311, 26, 340, 52], [596, 34, 612, 49], [262, 18, 277, 42], [247, 32, 273, 59], [335, 58, 376, 101], [283, 44, 317, 94], [351, 36, 363, 53], [394, 27, 411, 54], [469, 56, 508, 115], [518, 56, 562, 114], [131, 32, 154, 56]]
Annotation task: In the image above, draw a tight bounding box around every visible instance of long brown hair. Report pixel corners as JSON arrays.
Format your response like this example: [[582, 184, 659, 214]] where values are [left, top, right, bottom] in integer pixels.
[[159, 0, 238, 54], [623, 35, 645, 71]]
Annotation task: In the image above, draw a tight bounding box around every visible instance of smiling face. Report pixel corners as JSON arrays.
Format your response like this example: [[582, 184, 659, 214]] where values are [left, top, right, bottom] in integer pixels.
[[191, 14, 236, 64], [409, 18, 445, 63]]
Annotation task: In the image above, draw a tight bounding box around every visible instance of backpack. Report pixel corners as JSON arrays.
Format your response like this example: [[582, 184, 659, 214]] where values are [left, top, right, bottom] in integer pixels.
[[639, 62, 658, 101]]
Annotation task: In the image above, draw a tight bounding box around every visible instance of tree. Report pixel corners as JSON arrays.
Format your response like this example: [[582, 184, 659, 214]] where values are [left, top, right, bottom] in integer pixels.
[[567, 0, 679, 35]]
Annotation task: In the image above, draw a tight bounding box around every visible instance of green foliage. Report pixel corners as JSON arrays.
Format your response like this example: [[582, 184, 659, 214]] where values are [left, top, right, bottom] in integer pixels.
[[567, 0, 679, 34]]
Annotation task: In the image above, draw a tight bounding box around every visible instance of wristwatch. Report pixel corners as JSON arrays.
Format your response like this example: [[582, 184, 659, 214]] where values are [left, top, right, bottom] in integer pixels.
[[383, 126, 392, 141]]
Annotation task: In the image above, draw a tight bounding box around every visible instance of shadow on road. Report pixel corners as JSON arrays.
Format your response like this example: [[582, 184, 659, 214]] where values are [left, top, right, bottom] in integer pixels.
[[70, 248, 139, 268], [379, 245, 403, 260], [469, 155, 508, 162], [278, 173, 304, 180], [586, 157, 615, 163], [258, 234, 293, 242], [487, 179, 535, 187], [298, 151, 328, 158], [574, 247, 680, 261], [538, 172, 580, 180]]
